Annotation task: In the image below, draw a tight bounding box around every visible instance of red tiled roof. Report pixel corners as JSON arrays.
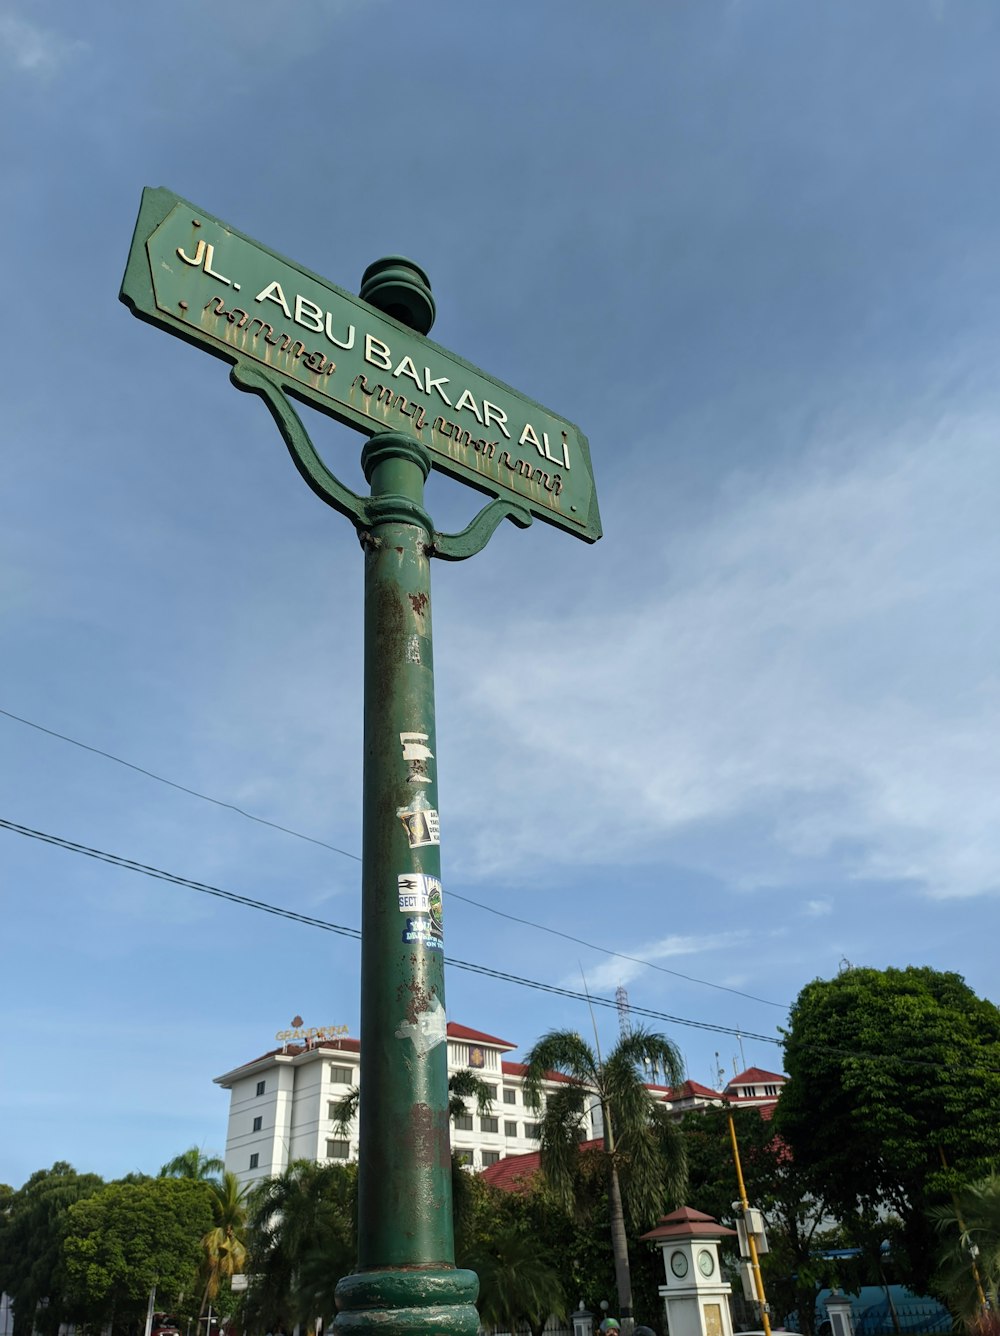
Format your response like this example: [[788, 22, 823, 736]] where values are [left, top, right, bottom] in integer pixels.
[[447, 1022, 516, 1050], [501, 1060, 576, 1083], [728, 1067, 786, 1086], [663, 1079, 723, 1100], [481, 1138, 605, 1192], [480, 1147, 542, 1190]]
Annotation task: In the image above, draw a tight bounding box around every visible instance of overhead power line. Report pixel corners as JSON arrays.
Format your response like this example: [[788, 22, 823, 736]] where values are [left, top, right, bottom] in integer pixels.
[[0, 706, 361, 861], [5, 815, 993, 1076], [0, 815, 778, 1047], [0, 705, 787, 1010]]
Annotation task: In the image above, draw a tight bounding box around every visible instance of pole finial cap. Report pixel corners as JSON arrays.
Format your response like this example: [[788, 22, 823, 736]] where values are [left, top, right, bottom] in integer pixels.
[[359, 256, 435, 334]]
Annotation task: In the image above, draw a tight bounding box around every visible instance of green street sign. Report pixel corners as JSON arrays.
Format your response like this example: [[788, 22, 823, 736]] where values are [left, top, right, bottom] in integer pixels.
[[121, 188, 601, 542]]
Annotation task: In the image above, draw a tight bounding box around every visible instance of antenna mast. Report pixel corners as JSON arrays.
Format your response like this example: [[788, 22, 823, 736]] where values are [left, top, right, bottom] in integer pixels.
[[616, 983, 631, 1041]]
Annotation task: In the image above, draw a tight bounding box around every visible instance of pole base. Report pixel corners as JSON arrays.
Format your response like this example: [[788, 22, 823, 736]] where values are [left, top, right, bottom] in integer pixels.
[[334, 1267, 479, 1336]]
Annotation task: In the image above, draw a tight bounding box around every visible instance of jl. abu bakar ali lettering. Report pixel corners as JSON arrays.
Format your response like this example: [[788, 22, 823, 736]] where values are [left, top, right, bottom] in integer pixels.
[[253, 277, 572, 471], [178, 234, 572, 485]]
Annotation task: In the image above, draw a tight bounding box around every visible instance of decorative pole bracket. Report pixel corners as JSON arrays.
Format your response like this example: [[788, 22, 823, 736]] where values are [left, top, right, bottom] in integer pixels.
[[230, 359, 532, 561]]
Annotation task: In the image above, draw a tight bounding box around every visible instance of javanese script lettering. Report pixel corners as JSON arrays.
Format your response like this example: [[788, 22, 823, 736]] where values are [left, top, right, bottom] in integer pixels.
[[203, 296, 335, 375]]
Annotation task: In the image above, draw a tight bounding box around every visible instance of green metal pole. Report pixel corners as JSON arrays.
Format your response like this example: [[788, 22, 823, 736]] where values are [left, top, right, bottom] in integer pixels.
[[333, 423, 478, 1336]]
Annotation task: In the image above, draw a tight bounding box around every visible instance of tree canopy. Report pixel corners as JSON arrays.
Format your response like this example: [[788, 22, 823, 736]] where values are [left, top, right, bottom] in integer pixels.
[[776, 965, 1000, 1291], [0, 1162, 105, 1336], [63, 1177, 214, 1327]]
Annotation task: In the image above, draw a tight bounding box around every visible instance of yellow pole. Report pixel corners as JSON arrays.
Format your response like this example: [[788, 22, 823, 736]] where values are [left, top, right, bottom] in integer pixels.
[[727, 1109, 772, 1336], [938, 1147, 988, 1312]]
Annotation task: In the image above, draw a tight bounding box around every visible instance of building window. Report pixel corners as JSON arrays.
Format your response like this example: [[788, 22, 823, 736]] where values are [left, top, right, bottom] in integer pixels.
[[482, 1151, 501, 1167], [525, 1122, 541, 1139], [252, 1116, 262, 1133], [592, 1108, 601, 1130], [326, 1139, 350, 1160], [764, 1084, 778, 1097], [504, 1120, 518, 1138], [249, 1153, 259, 1169], [455, 1149, 474, 1167], [482, 1083, 498, 1100], [480, 1116, 498, 1134], [454, 1113, 473, 1132], [330, 1064, 352, 1084], [503, 1088, 516, 1105], [255, 1080, 266, 1097]]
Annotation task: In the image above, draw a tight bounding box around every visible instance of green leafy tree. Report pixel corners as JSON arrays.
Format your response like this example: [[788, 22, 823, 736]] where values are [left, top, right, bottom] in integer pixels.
[[523, 1027, 687, 1328], [63, 1177, 214, 1332], [160, 1147, 226, 1183], [776, 965, 1000, 1293], [243, 1160, 357, 1333], [0, 1162, 104, 1336]]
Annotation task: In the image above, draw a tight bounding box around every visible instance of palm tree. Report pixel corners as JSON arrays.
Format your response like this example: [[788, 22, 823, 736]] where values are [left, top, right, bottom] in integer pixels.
[[463, 1225, 566, 1336], [160, 1147, 225, 1183], [199, 1171, 248, 1317], [523, 1027, 687, 1330], [243, 1160, 356, 1334], [931, 1170, 1000, 1318]]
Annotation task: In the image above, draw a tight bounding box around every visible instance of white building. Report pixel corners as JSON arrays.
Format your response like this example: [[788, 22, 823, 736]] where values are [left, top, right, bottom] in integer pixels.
[[215, 1026, 786, 1191], [214, 1021, 596, 1189]]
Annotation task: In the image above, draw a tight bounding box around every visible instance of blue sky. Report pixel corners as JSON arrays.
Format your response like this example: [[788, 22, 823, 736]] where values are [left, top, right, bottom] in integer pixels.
[[3, 0, 1000, 1189]]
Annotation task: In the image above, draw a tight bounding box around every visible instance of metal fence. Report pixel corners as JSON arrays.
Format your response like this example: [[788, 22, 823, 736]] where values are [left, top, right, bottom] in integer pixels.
[[853, 1301, 952, 1336]]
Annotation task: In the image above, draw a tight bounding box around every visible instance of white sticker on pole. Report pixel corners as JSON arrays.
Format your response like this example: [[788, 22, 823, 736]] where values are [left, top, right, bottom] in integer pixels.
[[395, 994, 447, 1055], [400, 731, 434, 787], [397, 873, 442, 914]]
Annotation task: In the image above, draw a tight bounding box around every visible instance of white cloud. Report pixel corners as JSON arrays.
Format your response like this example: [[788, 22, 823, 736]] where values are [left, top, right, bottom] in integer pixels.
[[576, 930, 754, 992], [444, 400, 1000, 900], [803, 899, 832, 917], [0, 12, 85, 76]]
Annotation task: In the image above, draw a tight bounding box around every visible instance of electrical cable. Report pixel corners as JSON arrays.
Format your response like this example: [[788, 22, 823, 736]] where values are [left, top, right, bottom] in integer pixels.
[[4, 815, 991, 1075], [0, 706, 362, 862], [0, 814, 778, 1046], [0, 705, 786, 1011]]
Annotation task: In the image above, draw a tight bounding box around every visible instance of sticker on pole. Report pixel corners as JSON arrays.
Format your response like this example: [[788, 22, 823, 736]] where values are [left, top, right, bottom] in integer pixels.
[[401, 917, 444, 951], [400, 731, 434, 787], [396, 794, 440, 848], [397, 873, 442, 915], [395, 995, 447, 1054]]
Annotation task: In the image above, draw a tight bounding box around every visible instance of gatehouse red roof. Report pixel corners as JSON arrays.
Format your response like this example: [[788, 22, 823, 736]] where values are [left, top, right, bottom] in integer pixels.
[[639, 1206, 737, 1242]]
